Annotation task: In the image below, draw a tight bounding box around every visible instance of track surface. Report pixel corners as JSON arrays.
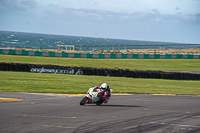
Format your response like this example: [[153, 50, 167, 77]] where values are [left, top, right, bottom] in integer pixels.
[[1, 91, 200, 133]]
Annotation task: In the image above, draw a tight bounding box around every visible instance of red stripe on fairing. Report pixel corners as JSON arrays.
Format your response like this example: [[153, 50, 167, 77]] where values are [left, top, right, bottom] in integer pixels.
[[87, 98, 91, 102]]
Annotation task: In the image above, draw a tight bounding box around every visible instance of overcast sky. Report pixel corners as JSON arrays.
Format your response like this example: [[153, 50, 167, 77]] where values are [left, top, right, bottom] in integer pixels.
[[0, 0, 200, 43]]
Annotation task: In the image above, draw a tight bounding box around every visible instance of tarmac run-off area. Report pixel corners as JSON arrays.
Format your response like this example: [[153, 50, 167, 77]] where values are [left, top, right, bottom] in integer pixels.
[[0, 91, 200, 133]]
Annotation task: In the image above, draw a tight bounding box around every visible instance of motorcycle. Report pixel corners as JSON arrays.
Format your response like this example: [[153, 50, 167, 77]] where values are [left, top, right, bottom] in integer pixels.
[[80, 86, 113, 106]]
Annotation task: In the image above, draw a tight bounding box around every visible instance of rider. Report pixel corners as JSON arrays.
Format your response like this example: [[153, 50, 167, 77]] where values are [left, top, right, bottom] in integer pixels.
[[99, 83, 111, 103]]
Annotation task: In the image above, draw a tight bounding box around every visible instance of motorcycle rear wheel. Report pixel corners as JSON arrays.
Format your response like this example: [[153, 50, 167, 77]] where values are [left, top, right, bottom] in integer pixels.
[[96, 101, 103, 106], [80, 97, 88, 105]]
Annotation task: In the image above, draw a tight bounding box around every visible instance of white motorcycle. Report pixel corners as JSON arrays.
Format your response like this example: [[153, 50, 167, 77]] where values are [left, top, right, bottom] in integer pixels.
[[80, 86, 113, 106]]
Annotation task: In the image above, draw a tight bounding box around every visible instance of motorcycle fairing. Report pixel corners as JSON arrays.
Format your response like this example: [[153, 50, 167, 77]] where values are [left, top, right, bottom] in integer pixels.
[[86, 87, 103, 103]]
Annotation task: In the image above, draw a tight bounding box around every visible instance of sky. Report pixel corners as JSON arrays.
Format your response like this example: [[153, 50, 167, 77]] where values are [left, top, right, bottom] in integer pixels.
[[0, 0, 200, 44]]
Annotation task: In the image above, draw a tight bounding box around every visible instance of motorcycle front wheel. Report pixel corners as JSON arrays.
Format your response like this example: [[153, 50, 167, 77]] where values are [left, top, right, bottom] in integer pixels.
[[80, 96, 88, 105]]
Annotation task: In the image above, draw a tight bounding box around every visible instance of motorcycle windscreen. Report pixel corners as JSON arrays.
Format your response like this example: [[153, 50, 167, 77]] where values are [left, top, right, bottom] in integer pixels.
[[93, 87, 101, 92]]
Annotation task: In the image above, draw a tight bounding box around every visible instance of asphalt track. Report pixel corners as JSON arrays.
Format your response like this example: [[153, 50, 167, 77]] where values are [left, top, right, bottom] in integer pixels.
[[0, 91, 200, 133]]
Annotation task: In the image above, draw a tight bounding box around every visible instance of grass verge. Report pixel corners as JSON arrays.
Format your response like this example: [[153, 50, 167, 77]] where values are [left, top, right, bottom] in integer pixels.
[[1, 54, 200, 72], [1, 71, 200, 95]]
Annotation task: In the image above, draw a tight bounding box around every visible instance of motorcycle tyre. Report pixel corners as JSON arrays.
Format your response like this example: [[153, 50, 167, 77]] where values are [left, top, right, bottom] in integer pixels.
[[96, 101, 103, 106], [80, 96, 88, 106]]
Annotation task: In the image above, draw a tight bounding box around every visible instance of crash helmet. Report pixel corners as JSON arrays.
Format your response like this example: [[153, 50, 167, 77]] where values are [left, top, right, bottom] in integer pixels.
[[101, 83, 107, 90]]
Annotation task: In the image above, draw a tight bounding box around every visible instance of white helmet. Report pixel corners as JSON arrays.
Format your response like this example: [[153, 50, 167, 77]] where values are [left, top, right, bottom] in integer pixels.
[[101, 83, 107, 90]]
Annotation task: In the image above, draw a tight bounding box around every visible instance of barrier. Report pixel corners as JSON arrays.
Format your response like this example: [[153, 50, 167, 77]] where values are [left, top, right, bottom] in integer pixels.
[[0, 48, 200, 59], [0, 49, 3, 54], [57, 44, 200, 51], [0, 62, 200, 80]]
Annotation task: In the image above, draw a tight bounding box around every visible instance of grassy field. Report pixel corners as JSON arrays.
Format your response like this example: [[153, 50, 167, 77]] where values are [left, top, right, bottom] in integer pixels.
[[0, 71, 200, 95], [0, 54, 200, 95], [1, 54, 200, 72]]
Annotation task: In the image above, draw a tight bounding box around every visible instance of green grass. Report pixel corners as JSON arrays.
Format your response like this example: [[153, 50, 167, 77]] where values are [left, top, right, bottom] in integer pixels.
[[1, 54, 200, 71], [1, 54, 200, 95], [1, 71, 200, 95]]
